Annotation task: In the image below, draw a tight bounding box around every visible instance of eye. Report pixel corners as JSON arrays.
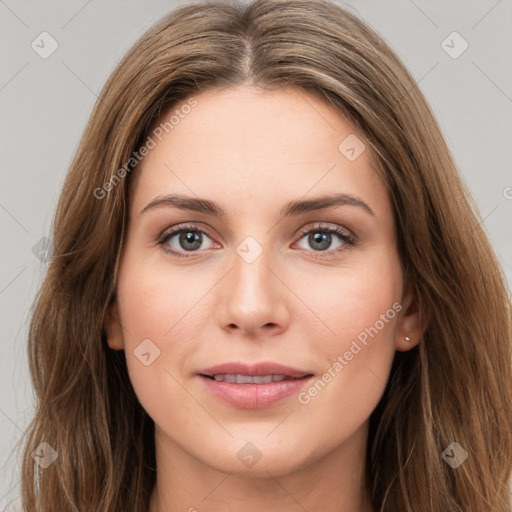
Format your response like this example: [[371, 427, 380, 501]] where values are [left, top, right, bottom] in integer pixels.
[[157, 222, 357, 259], [157, 224, 218, 258], [294, 223, 356, 258]]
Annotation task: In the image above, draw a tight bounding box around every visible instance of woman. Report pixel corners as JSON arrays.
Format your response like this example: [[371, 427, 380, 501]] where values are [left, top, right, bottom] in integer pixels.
[[21, 0, 512, 511]]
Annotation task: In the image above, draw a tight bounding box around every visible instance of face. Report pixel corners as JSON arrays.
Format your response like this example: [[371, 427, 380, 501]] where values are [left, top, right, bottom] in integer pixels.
[[106, 85, 422, 476]]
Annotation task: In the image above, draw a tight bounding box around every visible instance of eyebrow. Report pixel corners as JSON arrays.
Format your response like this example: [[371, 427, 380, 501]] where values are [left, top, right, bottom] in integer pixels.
[[140, 193, 375, 217]]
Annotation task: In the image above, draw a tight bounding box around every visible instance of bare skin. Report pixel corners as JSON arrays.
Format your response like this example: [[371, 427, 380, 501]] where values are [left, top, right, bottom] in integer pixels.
[[105, 85, 424, 512]]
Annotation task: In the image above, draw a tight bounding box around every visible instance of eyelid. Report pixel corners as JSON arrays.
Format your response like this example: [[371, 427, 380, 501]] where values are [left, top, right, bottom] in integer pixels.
[[157, 222, 216, 243], [295, 221, 353, 239]]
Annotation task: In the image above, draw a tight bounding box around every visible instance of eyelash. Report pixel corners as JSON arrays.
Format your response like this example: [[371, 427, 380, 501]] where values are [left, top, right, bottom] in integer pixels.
[[156, 222, 357, 260]]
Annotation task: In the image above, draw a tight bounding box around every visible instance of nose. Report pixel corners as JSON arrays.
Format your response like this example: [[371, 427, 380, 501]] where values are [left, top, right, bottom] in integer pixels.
[[216, 248, 291, 338]]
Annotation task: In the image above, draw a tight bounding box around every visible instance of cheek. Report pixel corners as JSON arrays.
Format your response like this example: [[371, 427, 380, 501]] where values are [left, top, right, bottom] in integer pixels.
[[117, 253, 207, 343], [114, 257, 207, 416], [292, 251, 402, 348], [292, 254, 401, 420]]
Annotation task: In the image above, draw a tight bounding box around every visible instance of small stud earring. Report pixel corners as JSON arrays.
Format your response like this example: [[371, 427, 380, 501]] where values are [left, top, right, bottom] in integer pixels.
[[405, 336, 411, 342]]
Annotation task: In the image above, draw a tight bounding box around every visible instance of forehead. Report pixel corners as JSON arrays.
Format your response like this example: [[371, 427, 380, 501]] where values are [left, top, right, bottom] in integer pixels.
[[129, 85, 389, 220]]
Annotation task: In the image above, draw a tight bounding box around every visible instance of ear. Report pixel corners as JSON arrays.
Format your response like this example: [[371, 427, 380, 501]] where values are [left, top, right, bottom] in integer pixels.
[[104, 298, 124, 351], [395, 282, 428, 352]]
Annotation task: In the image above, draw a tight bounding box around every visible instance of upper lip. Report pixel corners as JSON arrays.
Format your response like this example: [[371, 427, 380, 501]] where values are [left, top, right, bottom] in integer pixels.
[[199, 362, 313, 378]]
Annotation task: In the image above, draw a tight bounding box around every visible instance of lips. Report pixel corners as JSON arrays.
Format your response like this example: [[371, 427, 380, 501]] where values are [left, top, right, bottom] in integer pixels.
[[198, 361, 314, 409]]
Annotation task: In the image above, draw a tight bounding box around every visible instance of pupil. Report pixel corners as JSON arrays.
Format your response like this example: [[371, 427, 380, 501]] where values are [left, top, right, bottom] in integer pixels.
[[180, 231, 201, 251], [310, 232, 330, 251]]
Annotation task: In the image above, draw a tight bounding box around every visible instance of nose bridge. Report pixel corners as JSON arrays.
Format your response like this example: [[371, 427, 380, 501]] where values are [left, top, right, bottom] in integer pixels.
[[233, 243, 274, 302]]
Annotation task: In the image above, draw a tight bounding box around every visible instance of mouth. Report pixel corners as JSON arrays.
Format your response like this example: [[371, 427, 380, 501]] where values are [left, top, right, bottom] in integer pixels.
[[198, 362, 314, 409], [200, 373, 310, 383]]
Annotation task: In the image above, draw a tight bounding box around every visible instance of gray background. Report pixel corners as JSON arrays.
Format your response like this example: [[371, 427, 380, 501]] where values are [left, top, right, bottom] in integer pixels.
[[1, 0, 511, 508]]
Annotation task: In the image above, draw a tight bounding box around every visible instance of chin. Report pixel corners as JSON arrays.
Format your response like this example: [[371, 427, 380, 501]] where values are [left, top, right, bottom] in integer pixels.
[[209, 452, 311, 478], [197, 436, 317, 477]]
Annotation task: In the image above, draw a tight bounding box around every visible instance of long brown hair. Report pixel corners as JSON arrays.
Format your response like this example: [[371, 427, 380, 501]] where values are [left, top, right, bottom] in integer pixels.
[[20, 1, 512, 510]]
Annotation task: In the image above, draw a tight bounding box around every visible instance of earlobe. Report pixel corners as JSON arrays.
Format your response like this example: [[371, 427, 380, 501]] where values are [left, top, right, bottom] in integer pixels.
[[104, 299, 124, 351], [395, 283, 428, 352]]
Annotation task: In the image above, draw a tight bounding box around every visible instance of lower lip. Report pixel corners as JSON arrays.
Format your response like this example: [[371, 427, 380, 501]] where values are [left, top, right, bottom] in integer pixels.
[[199, 375, 313, 409]]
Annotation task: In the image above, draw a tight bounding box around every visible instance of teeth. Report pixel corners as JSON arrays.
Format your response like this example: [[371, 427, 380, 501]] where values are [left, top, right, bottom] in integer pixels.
[[211, 374, 290, 384], [253, 375, 273, 384]]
